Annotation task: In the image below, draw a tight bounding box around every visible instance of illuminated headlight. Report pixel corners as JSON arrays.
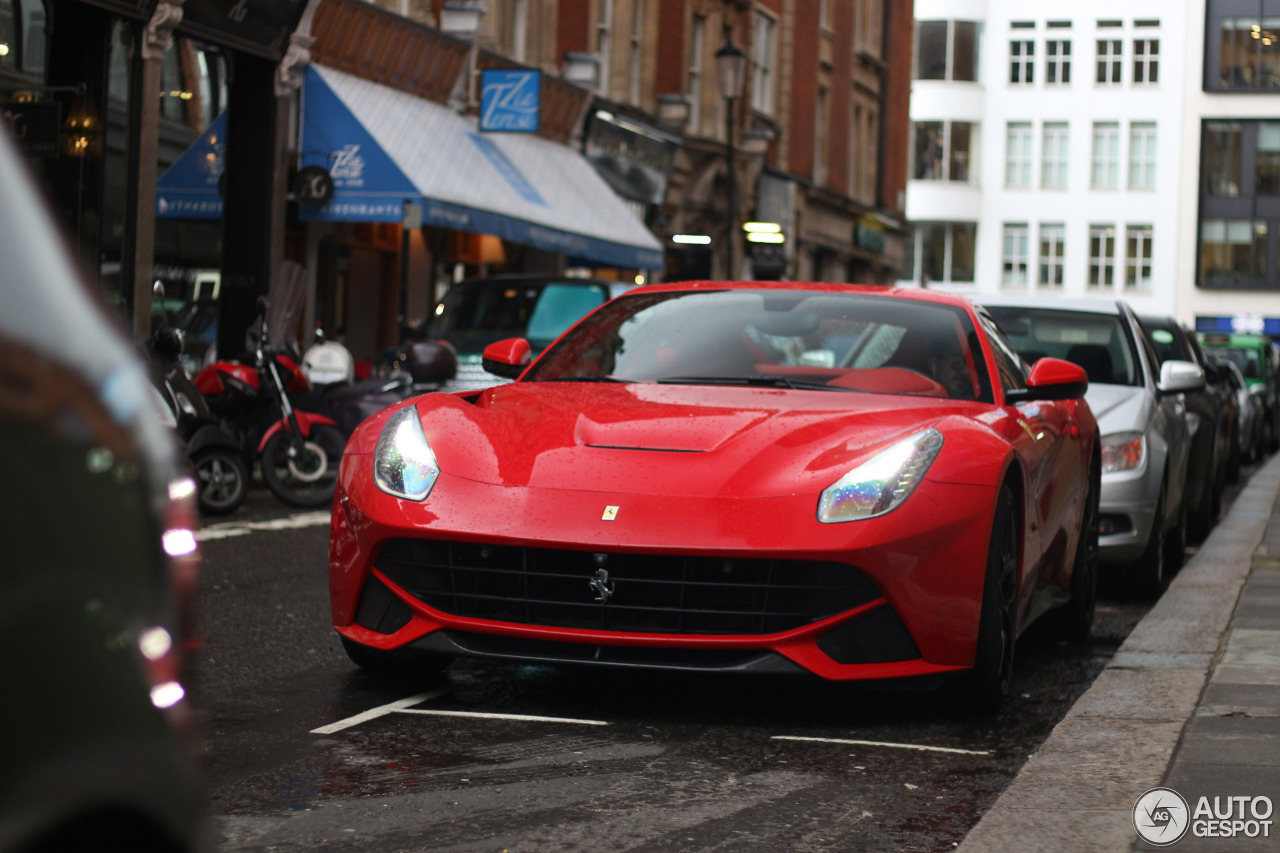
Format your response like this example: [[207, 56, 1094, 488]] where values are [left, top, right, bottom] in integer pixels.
[[1101, 431, 1144, 473], [373, 406, 440, 500], [817, 429, 944, 523]]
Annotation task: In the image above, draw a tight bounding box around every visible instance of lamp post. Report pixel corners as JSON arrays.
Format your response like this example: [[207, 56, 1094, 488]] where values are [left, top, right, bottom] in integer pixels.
[[716, 29, 746, 280]]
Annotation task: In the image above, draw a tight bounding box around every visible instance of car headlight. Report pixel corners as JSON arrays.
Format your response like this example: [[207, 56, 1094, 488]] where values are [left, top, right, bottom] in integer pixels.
[[1101, 431, 1144, 473], [817, 429, 944, 523], [373, 406, 440, 500]]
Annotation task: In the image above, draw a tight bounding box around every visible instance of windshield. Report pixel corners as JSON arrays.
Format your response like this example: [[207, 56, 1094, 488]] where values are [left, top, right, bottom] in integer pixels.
[[1207, 346, 1265, 380], [986, 306, 1142, 387], [525, 289, 994, 402], [425, 280, 610, 353]]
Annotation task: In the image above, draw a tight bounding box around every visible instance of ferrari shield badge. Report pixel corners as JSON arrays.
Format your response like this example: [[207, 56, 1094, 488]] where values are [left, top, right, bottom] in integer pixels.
[[602, 505, 619, 521]]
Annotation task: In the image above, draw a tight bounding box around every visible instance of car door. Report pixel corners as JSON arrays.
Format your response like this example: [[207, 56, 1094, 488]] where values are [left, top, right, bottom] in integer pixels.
[[1129, 310, 1190, 521]]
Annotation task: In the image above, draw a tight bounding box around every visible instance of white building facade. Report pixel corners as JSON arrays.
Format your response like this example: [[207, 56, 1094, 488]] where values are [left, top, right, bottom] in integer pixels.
[[903, 0, 1189, 319]]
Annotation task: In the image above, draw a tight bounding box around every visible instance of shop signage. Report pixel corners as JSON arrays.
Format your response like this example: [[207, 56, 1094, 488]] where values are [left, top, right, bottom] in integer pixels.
[[178, 0, 311, 59], [584, 110, 679, 206], [480, 70, 540, 133], [294, 166, 335, 208], [855, 216, 885, 253], [1196, 315, 1280, 336], [2, 102, 60, 158]]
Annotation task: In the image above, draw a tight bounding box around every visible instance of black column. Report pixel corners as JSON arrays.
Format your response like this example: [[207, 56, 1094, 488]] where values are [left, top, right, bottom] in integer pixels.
[[218, 52, 279, 360]]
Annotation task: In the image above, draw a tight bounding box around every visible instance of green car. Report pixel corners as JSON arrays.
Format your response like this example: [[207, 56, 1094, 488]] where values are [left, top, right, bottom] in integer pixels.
[[1199, 331, 1280, 452]]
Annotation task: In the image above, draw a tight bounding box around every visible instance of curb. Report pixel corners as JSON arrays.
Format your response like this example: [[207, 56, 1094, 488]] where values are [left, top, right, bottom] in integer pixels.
[[956, 453, 1280, 853]]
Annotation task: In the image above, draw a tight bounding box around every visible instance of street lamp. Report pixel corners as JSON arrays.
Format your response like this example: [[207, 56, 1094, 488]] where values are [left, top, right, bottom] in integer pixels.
[[715, 29, 746, 280]]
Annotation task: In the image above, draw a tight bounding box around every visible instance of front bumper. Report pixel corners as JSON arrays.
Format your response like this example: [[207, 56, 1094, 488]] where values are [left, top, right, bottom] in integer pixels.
[[1098, 464, 1161, 566], [330, 459, 999, 682]]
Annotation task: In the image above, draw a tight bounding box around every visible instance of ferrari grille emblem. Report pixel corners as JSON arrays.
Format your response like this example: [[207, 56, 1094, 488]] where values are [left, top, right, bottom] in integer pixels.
[[589, 568, 615, 603], [602, 505, 619, 521]]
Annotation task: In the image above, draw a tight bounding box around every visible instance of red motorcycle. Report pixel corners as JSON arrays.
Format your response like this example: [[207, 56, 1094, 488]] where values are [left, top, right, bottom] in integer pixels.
[[194, 316, 346, 508]]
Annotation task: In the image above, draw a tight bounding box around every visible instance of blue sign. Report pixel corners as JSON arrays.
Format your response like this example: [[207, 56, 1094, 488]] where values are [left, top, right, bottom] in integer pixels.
[[479, 69, 540, 133], [156, 112, 226, 220], [298, 66, 421, 222], [1195, 315, 1280, 336]]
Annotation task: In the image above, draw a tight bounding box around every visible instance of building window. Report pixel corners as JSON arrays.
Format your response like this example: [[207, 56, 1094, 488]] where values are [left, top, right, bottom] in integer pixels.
[[815, 86, 828, 186], [1010, 39, 1035, 84], [915, 20, 979, 82], [950, 223, 976, 282], [1039, 224, 1066, 289], [1089, 224, 1117, 289], [1218, 17, 1280, 90], [507, 0, 528, 62], [597, 0, 612, 95], [1006, 122, 1033, 188], [687, 15, 704, 135], [1003, 223, 1030, 287], [1046, 40, 1071, 84], [752, 10, 777, 114], [921, 223, 946, 284], [1096, 38, 1122, 84], [1134, 38, 1159, 84], [1041, 122, 1069, 189], [1125, 225, 1153, 290], [913, 121, 976, 182], [1129, 122, 1157, 189], [1091, 122, 1121, 189], [903, 222, 977, 286], [628, 0, 644, 105], [1258, 122, 1280, 195], [1204, 122, 1242, 197], [1201, 220, 1267, 286]]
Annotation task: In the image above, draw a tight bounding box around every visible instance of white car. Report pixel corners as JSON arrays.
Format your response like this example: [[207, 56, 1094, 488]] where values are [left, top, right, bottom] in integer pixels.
[[978, 296, 1204, 597]]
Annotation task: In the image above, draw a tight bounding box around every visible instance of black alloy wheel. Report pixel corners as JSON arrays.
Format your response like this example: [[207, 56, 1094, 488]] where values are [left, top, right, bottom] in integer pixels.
[[261, 423, 346, 507], [1057, 461, 1099, 640], [1133, 484, 1166, 599], [191, 447, 248, 515], [959, 484, 1020, 713]]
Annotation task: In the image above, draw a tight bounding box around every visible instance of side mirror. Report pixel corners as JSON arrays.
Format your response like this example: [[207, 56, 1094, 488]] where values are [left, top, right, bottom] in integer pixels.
[[1005, 357, 1089, 403], [1158, 359, 1206, 394], [482, 338, 533, 379]]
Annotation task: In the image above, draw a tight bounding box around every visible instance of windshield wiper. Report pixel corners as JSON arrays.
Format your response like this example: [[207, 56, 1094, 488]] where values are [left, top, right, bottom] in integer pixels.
[[655, 375, 861, 392]]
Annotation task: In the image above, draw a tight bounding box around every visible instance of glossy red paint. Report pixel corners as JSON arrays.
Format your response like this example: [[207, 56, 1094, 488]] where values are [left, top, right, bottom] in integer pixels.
[[329, 282, 1099, 685], [256, 409, 341, 452]]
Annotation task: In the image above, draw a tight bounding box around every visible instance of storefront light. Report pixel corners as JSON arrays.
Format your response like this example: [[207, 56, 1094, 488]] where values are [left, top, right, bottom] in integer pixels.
[[672, 234, 711, 245]]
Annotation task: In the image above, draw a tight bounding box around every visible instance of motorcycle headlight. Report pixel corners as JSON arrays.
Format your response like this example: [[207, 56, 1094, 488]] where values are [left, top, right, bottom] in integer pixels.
[[817, 429, 944, 523], [373, 406, 440, 501], [1101, 431, 1144, 473]]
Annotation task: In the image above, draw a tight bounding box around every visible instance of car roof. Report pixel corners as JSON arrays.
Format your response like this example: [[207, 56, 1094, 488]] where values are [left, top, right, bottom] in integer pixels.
[[625, 280, 980, 311], [973, 292, 1128, 316]]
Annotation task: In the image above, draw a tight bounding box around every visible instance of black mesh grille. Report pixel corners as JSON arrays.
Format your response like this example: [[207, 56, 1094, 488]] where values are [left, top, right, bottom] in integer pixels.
[[375, 538, 882, 636]]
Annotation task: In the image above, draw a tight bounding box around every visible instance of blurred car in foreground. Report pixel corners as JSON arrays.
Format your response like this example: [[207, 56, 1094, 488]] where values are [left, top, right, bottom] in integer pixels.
[[1139, 316, 1234, 540], [981, 296, 1202, 597], [414, 274, 634, 392], [0, 128, 211, 852], [331, 282, 1099, 712]]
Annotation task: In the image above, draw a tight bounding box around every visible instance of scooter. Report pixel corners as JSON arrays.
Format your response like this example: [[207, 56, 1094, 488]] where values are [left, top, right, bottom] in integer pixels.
[[194, 305, 346, 508], [148, 325, 249, 516]]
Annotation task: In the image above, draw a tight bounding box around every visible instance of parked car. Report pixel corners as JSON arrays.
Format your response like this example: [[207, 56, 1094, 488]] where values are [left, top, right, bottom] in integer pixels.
[[0, 127, 211, 851], [1216, 357, 1266, 467], [332, 282, 1100, 712], [1139, 316, 1235, 539], [981, 296, 1202, 597], [1198, 332, 1280, 452], [412, 274, 635, 392]]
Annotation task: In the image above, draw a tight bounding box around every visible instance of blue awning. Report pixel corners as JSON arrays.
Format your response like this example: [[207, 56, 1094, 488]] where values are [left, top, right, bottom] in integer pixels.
[[155, 112, 226, 220], [299, 65, 663, 270]]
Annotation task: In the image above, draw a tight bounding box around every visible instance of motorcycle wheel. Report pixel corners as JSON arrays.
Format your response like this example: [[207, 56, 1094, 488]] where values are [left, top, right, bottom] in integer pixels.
[[191, 447, 249, 515], [260, 423, 346, 508]]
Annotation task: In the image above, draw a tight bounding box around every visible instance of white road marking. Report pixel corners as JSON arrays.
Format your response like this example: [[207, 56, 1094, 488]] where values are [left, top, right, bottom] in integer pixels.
[[310, 689, 450, 734], [396, 709, 609, 726], [771, 735, 990, 756], [197, 511, 331, 541]]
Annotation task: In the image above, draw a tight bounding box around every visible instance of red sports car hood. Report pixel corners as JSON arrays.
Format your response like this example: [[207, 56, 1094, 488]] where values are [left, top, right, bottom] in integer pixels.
[[411, 382, 982, 499]]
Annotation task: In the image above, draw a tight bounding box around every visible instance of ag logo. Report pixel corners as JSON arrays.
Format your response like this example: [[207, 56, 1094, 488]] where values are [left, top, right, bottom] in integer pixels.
[[1134, 787, 1190, 846]]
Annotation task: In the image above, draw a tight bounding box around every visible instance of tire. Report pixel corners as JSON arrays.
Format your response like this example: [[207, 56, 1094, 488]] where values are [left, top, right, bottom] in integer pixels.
[[190, 446, 248, 515], [1057, 463, 1099, 640], [1133, 487, 1166, 599], [958, 484, 1019, 714], [261, 423, 346, 507], [341, 636, 451, 675], [1164, 496, 1187, 577]]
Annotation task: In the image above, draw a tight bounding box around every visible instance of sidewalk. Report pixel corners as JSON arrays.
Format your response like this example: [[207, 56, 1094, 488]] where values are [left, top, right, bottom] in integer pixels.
[[957, 453, 1280, 853]]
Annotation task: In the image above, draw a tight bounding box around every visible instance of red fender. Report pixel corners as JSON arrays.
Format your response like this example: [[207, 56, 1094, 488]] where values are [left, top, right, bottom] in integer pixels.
[[257, 411, 338, 453]]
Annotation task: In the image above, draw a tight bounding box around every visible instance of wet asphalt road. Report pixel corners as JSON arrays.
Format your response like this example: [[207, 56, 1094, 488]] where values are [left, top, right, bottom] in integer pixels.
[[184, 466, 1257, 852]]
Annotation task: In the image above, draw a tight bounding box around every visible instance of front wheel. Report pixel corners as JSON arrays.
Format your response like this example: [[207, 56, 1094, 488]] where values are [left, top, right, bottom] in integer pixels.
[[957, 484, 1019, 714], [190, 447, 248, 515], [1056, 463, 1099, 640], [1132, 487, 1166, 599], [261, 423, 346, 507]]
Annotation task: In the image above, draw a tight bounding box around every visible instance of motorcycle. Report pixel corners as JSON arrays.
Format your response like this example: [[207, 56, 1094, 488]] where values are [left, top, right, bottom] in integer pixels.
[[193, 306, 346, 508], [148, 325, 249, 516]]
